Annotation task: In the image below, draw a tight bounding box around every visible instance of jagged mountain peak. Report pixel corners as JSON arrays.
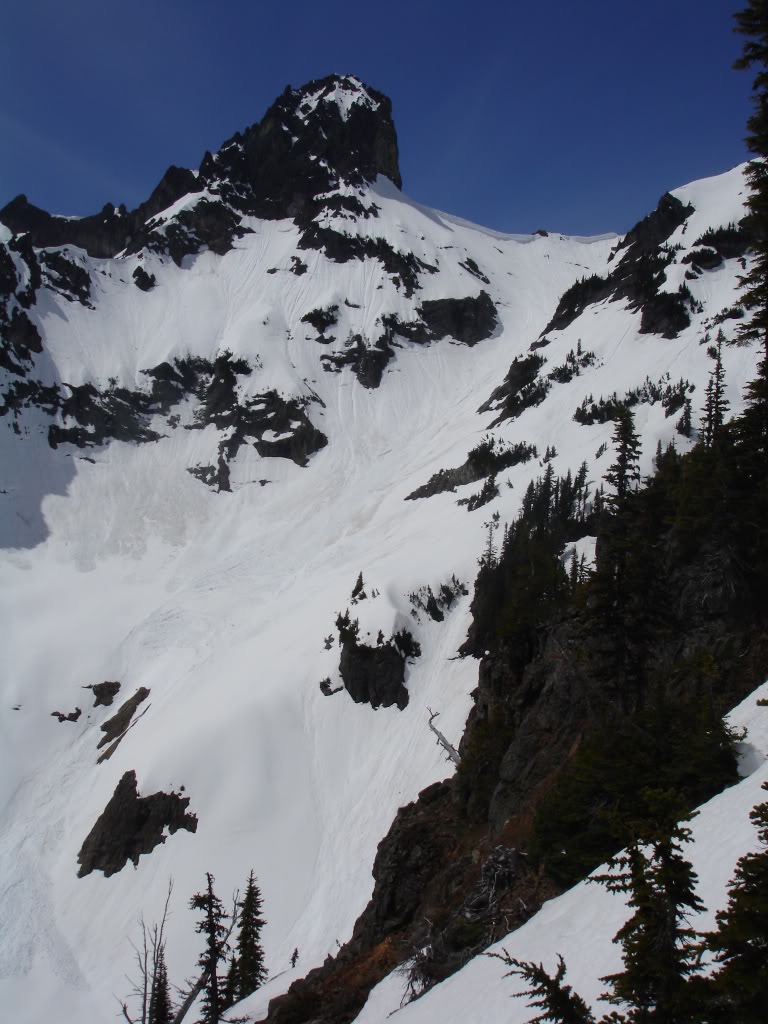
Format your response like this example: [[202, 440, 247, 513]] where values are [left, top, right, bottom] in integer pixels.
[[0, 74, 400, 261], [205, 72, 401, 224]]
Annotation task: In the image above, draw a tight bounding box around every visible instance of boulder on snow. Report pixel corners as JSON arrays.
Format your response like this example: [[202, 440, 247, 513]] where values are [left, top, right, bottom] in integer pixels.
[[77, 770, 197, 877], [339, 640, 409, 710]]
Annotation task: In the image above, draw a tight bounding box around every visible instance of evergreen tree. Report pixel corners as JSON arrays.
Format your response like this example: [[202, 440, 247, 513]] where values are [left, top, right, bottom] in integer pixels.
[[704, 781, 768, 1021], [490, 952, 595, 1023], [734, 0, 768, 363], [595, 804, 704, 1023], [190, 873, 229, 1024], [700, 334, 730, 448], [733, 2, 768, 471], [148, 944, 173, 1024], [604, 409, 641, 511], [503, 806, 706, 1024], [233, 869, 268, 1001], [221, 954, 239, 1012]]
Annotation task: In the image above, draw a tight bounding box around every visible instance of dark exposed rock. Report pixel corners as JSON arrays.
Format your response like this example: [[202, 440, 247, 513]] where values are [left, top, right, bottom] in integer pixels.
[[0, 195, 131, 259], [319, 292, 497, 390], [459, 257, 490, 284], [1, 234, 42, 377], [188, 460, 231, 492], [261, 781, 550, 1024], [8, 234, 42, 309], [606, 194, 694, 336], [77, 769, 197, 877], [298, 226, 433, 298], [39, 250, 92, 306], [320, 334, 393, 389], [0, 167, 202, 259], [1, 309, 42, 376], [681, 245, 722, 272], [406, 437, 536, 501], [87, 681, 121, 707], [48, 382, 163, 449], [478, 353, 549, 427], [541, 274, 611, 335], [132, 265, 156, 291], [213, 74, 401, 227], [5, 349, 325, 488], [0, 378, 60, 420], [639, 289, 692, 338], [418, 291, 498, 346], [136, 198, 251, 266], [1, 76, 401, 269], [693, 221, 754, 261], [534, 193, 695, 350], [253, 401, 328, 466], [97, 687, 150, 749], [51, 706, 81, 723], [339, 640, 409, 709], [610, 191, 694, 266], [290, 256, 308, 275], [141, 165, 202, 221], [184, 352, 327, 481], [0, 242, 18, 301], [354, 781, 455, 937], [380, 294, 498, 349], [301, 304, 339, 336]]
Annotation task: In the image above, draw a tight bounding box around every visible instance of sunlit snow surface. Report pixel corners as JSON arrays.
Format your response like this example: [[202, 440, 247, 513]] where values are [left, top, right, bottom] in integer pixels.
[[0, 165, 762, 1023]]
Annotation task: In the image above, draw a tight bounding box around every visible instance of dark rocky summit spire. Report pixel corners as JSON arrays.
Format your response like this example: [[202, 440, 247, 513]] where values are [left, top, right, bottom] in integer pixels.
[[0, 74, 401, 258]]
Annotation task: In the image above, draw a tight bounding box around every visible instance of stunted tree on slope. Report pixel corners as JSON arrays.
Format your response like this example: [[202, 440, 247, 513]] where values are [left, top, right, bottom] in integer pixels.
[[190, 873, 229, 1024], [231, 869, 268, 1003]]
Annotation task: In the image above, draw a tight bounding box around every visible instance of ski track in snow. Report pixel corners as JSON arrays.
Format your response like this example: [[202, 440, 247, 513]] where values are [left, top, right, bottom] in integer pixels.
[[0, 163, 764, 1023]]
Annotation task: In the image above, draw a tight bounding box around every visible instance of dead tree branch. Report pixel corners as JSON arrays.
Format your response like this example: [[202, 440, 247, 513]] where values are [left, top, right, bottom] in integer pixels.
[[427, 708, 461, 766], [172, 887, 239, 1024]]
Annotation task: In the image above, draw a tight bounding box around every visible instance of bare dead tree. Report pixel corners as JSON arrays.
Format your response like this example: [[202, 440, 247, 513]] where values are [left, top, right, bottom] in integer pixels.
[[119, 879, 174, 1024], [427, 708, 461, 766]]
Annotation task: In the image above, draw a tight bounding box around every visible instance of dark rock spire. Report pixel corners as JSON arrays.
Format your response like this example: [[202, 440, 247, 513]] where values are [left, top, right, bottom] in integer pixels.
[[0, 74, 401, 257]]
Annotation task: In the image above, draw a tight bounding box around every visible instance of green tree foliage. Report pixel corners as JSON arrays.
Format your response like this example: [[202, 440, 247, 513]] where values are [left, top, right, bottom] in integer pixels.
[[148, 944, 173, 1024], [489, 952, 596, 1023], [222, 955, 239, 1013], [733, 1, 768, 476], [595, 805, 705, 1023], [190, 873, 229, 1024], [503, 788, 768, 1023], [700, 333, 730, 448], [734, 0, 768, 361], [531, 699, 740, 887], [472, 461, 592, 664], [603, 409, 641, 511], [233, 870, 268, 1001], [704, 781, 768, 1021]]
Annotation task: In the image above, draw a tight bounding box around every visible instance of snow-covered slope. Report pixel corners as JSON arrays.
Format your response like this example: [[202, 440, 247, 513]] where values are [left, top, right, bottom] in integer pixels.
[[0, 76, 762, 1023]]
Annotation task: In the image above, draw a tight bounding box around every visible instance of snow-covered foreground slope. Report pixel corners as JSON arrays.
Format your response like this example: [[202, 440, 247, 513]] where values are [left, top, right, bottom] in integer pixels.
[[0, 79, 762, 1024], [348, 683, 768, 1024]]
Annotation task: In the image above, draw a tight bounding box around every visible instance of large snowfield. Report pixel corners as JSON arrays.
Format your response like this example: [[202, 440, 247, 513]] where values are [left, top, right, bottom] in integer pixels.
[[0, 148, 765, 1024]]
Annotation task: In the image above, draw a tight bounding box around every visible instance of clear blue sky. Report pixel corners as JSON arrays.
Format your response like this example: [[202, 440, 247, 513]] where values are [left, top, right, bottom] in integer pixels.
[[0, 0, 753, 235]]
